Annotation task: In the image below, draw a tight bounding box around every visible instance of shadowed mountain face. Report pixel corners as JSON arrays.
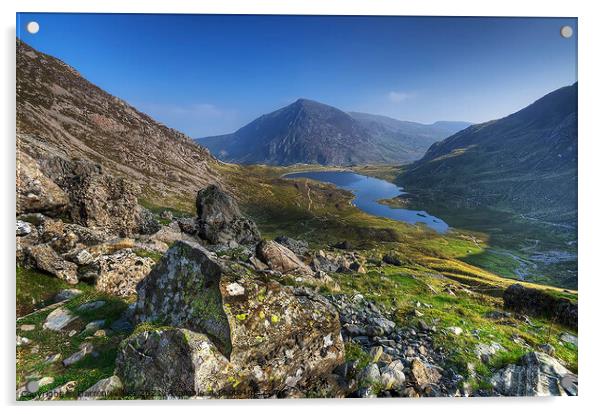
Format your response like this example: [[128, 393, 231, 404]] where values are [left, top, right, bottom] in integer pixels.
[[17, 40, 221, 200], [401, 83, 577, 223], [199, 100, 470, 166]]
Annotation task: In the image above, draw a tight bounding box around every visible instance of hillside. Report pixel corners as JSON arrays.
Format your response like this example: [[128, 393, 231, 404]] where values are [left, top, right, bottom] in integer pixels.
[[349, 112, 470, 161], [199, 99, 469, 166], [400, 83, 578, 224], [17, 39, 222, 203]]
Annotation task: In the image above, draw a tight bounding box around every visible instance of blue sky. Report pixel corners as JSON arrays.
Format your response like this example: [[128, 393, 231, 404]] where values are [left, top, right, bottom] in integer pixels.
[[17, 14, 577, 137]]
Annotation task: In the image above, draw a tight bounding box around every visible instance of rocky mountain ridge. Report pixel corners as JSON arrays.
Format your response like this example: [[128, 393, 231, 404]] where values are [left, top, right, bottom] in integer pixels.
[[199, 99, 470, 166], [17, 39, 222, 203]]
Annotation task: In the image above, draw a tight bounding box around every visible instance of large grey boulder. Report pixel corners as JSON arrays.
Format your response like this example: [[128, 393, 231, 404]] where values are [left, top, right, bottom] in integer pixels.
[[26, 244, 78, 284], [196, 185, 260, 245], [255, 239, 312, 274], [491, 352, 577, 396], [118, 240, 344, 398]]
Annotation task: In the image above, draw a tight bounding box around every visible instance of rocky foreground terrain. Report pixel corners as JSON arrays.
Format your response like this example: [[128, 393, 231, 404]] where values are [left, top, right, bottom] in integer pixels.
[[16, 162, 578, 399]]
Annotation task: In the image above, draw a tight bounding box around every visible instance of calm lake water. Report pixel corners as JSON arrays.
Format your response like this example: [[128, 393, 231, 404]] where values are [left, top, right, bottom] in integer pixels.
[[284, 170, 449, 233]]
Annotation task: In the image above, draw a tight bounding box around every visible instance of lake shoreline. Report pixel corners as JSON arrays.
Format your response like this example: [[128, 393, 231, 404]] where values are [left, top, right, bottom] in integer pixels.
[[283, 170, 449, 233]]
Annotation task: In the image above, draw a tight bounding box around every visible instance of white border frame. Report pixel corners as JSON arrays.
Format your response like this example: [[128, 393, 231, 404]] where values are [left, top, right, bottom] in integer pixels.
[[2, 1, 600, 413]]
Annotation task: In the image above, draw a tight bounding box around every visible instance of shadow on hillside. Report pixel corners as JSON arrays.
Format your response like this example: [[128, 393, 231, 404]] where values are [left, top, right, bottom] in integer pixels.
[[393, 194, 578, 290]]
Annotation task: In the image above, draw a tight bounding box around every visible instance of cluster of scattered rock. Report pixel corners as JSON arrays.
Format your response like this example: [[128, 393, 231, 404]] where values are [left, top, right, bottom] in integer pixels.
[[16, 288, 129, 400], [16, 151, 161, 295], [17, 211, 156, 296], [329, 294, 461, 397]]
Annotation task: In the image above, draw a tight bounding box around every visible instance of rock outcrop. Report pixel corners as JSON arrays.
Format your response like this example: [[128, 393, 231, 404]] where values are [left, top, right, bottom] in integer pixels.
[[16, 152, 69, 215], [196, 185, 260, 245], [117, 240, 344, 398], [38, 156, 143, 237], [503, 284, 577, 330], [491, 352, 577, 396]]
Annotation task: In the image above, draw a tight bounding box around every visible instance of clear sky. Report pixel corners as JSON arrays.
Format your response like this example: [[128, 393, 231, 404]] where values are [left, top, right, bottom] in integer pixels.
[[17, 13, 577, 137]]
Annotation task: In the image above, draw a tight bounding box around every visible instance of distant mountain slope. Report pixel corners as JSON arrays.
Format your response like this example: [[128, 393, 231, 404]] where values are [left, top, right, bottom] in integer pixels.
[[349, 112, 471, 161], [199, 100, 470, 166], [400, 83, 577, 223], [17, 39, 221, 201]]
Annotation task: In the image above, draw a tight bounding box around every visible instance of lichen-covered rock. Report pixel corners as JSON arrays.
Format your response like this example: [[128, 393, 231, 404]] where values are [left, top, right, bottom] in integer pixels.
[[37, 217, 65, 243], [116, 328, 231, 397], [147, 222, 199, 248], [256, 239, 312, 274], [26, 244, 78, 284], [124, 240, 344, 397], [196, 185, 260, 245], [39, 156, 143, 237], [16, 220, 33, 236], [138, 207, 161, 235], [491, 352, 577, 396], [176, 217, 199, 235], [503, 284, 577, 329], [16, 151, 69, 215], [89, 250, 155, 297], [63, 223, 110, 246], [134, 242, 231, 354]]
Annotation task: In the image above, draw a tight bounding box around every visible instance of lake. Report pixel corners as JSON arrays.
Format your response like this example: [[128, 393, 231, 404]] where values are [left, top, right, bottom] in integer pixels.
[[283, 170, 449, 233]]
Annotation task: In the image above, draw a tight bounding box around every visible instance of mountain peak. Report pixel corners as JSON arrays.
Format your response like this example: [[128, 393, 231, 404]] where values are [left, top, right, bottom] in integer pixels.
[[289, 98, 334, 112], [293, 98, 317, 105], [199, 99, 471, 166]]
